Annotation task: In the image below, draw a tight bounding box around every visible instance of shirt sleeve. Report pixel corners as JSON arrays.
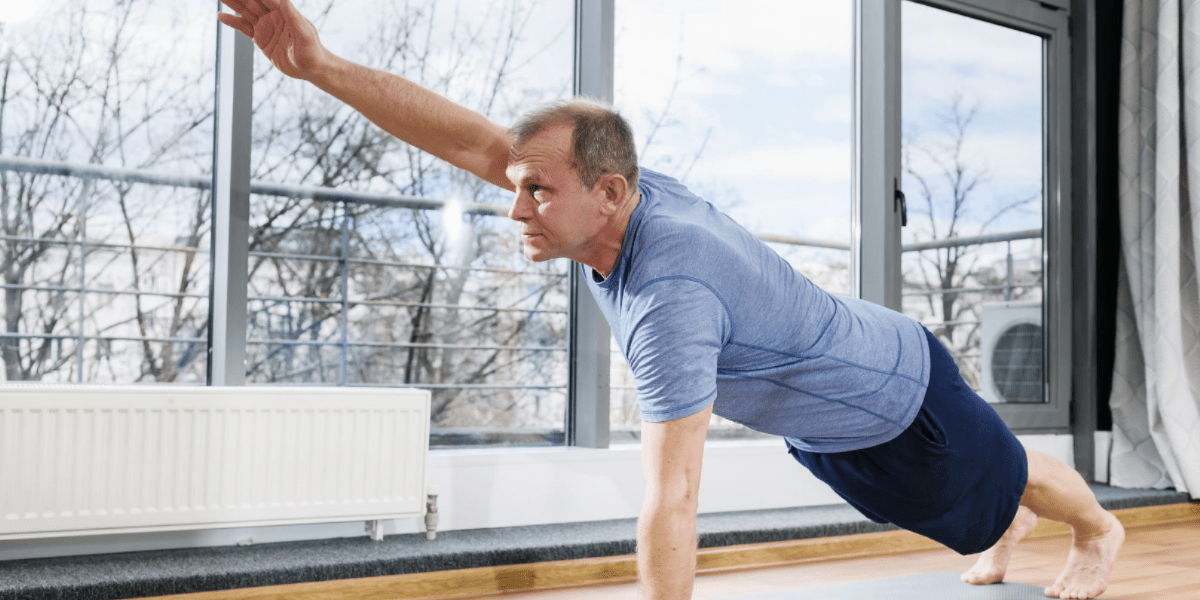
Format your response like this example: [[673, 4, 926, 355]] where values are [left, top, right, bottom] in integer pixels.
[[623, 277, 732, 423]]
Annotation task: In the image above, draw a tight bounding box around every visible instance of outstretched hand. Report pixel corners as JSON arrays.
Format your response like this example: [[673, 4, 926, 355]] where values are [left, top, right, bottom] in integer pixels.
[[217, 0, 329, 81]]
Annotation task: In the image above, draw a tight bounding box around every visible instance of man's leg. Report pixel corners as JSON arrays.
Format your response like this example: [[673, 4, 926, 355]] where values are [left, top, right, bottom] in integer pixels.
[[964, 449, 1124, 599]]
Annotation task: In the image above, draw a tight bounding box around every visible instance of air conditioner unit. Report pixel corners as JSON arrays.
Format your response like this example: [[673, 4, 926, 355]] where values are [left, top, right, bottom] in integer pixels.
[[980, 300, 1043, 404]]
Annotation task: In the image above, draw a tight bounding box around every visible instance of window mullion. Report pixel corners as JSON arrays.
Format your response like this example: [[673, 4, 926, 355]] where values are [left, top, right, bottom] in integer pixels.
[[208, 9, 253, 386], [853, 0, 903, 309], [567, 0, 615, 448]]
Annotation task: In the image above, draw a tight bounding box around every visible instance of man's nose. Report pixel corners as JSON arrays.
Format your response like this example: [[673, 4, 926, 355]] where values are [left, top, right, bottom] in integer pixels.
[[508, 191, 530, 222]]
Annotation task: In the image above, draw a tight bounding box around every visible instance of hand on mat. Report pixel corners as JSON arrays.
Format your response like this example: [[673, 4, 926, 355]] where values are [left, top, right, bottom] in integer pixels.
[[217, 0, 328, 81]]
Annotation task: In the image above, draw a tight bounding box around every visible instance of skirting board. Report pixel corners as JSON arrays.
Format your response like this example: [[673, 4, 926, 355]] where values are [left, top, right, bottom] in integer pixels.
[[142, 503, 1200, 600]]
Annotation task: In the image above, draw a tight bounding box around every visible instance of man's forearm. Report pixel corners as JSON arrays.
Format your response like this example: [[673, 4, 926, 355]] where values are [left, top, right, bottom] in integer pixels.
[[308, 56, 514, 190], [637, 497, 698, 600]]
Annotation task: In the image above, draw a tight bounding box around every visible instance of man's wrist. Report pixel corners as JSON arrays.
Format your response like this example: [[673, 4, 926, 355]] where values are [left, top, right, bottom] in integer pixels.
[[307, 53, 353, 91]]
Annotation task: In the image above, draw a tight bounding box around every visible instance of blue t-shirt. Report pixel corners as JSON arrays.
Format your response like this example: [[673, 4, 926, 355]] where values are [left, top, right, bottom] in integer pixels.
[[587, 169, 931, 453]]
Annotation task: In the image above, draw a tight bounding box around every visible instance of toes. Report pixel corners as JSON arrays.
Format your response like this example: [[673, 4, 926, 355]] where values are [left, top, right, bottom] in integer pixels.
[[961, 565, 1003, 585], [1051, 585, 1102, 599]]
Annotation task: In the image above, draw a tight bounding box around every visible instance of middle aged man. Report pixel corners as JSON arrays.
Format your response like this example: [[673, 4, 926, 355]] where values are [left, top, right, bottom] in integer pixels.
[[217, 2, 1126, 599]]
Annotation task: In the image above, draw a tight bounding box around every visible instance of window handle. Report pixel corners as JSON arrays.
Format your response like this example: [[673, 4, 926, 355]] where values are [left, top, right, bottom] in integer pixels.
[[894, 179, 908, 227]]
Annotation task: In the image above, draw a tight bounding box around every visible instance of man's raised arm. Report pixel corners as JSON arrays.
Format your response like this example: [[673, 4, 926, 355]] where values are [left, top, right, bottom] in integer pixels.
[[217, 0, 514, 191]]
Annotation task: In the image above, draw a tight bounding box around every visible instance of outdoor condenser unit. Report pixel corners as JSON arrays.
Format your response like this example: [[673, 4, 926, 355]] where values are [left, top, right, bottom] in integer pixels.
[[980, 300, 1043, 404]]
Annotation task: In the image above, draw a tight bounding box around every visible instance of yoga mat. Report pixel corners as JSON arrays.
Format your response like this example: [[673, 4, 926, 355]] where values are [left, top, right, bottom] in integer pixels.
[[724, 571, 1067, 600]]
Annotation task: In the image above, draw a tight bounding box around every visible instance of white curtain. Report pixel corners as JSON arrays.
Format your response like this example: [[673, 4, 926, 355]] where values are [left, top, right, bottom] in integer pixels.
[[1111, 0, 1200, 498]]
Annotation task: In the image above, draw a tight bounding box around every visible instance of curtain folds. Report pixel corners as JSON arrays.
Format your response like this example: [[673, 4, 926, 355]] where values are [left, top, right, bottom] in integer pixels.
[[1111, 0, 1200, 498]]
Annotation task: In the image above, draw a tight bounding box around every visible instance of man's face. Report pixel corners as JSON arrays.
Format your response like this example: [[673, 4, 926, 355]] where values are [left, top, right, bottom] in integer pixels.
[[506, 125, 607, 263]]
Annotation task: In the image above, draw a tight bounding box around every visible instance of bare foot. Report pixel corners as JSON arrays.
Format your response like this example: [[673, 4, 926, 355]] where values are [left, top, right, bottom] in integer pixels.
[[1044, 511, 1125, 599], [962, 505, 1039, 585]]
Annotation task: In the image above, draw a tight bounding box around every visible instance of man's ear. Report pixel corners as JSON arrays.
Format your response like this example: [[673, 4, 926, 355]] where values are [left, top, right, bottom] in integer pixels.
[[597, 173, 630, 214]]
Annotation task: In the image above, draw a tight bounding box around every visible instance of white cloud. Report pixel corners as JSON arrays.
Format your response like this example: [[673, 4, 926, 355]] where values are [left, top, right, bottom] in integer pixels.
[[902, 2, 1043, 115]]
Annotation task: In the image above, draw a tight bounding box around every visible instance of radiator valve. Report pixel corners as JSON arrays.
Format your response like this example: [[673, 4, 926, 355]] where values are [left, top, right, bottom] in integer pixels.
[[424, 485, 439, 540]]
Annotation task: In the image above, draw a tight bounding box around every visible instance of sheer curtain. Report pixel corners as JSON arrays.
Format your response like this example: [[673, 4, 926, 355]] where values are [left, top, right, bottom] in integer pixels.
[[1110, 0, 1200, 498]]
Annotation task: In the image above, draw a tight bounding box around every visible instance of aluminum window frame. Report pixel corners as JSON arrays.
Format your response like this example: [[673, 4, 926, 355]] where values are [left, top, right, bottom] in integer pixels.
[[858, 0, 1073, 432], [567, 0, 615, 448]]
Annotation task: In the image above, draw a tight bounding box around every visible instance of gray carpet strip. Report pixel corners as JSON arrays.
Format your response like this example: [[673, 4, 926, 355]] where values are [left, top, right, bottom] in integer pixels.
[[0, 484, 1189, 600]]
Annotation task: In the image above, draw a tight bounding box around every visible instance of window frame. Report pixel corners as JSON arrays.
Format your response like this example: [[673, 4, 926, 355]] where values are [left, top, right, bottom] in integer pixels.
[[209, 8, 253, 387], [857, 0, 1073, 432]]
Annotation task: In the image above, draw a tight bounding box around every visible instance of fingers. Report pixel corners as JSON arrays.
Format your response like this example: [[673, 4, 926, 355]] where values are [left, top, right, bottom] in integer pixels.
[[235, 0, 271, 18], [220, 0, 255, 18], [216, 13, 255, 38]]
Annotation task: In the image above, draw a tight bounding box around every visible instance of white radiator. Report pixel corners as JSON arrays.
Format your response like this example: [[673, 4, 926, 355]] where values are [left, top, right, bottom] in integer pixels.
[[0, 386, 430, 540]]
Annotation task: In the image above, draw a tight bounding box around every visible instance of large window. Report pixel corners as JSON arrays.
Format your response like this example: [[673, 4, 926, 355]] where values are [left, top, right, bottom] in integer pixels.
[[882, 0, 1072, 430], [0, 0, 215, 384], [244, 0, 574, 446], [1, 0, 1073, 445]]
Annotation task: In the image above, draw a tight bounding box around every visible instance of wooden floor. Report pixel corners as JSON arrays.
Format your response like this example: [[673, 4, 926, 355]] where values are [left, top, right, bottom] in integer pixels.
[[147, 505, 1200, 600], [502, 518, 1200, 600]]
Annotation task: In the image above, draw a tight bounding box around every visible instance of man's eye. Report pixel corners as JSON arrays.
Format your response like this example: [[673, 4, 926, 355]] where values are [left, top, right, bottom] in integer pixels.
[[527, 184, 542, 194]]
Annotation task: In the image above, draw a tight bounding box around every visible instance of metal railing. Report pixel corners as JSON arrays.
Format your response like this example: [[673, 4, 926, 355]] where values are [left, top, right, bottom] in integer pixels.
[[0, 156, 568, 391], [901, 228, 1042, 303]]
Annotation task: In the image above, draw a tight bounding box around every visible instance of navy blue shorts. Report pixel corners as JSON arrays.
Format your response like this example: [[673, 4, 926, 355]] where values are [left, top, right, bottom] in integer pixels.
[[786, 328, 1028, 555]]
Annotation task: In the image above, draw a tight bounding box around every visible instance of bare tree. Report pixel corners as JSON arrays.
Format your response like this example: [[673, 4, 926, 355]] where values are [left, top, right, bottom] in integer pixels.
[[243, 0, 571, 432], [0, 0, 213, 382]]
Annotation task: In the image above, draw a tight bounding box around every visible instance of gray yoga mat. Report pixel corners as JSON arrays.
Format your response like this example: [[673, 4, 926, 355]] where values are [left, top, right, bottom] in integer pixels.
[[725, 571, 1065, 600]]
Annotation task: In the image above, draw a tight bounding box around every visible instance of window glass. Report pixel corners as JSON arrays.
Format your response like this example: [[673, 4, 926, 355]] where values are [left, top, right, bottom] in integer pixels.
[[0, 0, 214, 383], [247, 0, 574, 447], [900, 2, 1045, 403], [611, 0, 853, 441]]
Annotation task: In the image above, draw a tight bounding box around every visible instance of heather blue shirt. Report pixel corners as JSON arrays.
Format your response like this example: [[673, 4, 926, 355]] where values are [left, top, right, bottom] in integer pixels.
[[587, 169, 931, 453]]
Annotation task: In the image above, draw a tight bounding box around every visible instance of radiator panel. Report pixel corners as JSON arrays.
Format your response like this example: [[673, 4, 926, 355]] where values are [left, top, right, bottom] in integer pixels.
[[0, 387, 430, 539]]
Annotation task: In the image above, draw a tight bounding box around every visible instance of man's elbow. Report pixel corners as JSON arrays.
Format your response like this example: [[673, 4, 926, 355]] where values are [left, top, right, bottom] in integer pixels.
[[449, 120, 513, 190]]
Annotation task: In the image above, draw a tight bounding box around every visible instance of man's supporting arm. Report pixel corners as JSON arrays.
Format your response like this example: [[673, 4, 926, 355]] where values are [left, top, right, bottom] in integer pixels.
[[638, 404, 712, 600], [217, 0, 513, 190]]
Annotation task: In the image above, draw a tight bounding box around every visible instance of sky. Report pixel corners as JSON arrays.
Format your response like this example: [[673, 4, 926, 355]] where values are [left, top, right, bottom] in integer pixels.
[[0, 0, 51, 24]]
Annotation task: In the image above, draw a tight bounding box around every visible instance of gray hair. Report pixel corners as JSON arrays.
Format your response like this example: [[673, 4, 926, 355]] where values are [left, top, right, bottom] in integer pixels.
[[510, 98, 639, 191]]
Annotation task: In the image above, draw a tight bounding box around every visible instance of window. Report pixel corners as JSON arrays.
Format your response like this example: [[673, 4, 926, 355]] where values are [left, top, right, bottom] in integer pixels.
[[3, 0, 1073, 445], [244, 0, 574, 447], [859, 0, 1072, 430], [0, 0, 215, 384], [900, 2, 1044, 403]]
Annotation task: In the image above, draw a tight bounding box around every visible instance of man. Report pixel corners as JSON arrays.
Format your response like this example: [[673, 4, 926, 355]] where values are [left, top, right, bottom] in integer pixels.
[[217, 2, 1125, 598]]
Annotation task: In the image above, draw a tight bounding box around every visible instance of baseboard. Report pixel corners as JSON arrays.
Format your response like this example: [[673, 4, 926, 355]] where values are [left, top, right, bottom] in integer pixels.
[[140, 503, 1199, 600]]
